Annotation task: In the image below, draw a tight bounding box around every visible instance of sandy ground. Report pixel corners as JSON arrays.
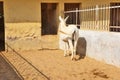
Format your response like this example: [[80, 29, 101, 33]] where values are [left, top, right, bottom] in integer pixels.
[[14, 50, 120, 80], [0, 54, 22, 80]]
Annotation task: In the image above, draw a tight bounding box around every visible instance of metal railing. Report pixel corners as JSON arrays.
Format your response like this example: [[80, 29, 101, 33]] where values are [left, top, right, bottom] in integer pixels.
[[64, 4, 120, 32]]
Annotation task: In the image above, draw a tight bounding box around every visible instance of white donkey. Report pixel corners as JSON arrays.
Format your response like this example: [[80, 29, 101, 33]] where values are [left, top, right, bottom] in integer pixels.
[[58, 16, 79, 60]]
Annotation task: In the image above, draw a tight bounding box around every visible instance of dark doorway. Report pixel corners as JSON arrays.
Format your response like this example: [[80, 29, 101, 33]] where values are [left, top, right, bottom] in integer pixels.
[[64, 3, 80, 28], [0, 2, 5, 51], [41, 3, 58, 35]]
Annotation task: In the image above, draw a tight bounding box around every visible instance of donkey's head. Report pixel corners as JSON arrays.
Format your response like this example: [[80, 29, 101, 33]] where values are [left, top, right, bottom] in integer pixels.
[[59, 16, 69, 26]]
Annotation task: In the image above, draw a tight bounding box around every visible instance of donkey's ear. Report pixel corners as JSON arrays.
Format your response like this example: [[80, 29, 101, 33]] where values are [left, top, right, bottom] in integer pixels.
[[59, 16, 63, 21], [64, 16, 69, 22]]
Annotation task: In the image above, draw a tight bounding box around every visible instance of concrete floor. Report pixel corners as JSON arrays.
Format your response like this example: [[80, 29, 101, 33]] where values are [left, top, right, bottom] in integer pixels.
[[0, 53, 22, 80]]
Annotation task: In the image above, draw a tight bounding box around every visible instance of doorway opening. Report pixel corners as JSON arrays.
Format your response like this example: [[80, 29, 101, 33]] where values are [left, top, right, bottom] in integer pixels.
[[64, 3, 81, 28], [41, 3, 58, 35], [0, 2, 5, 51]]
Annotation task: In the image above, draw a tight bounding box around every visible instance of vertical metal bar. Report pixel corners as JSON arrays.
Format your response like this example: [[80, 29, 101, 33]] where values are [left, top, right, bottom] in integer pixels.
[[105, 4, 108, 31], [79, 8, 81, 27], [87, 6, 89, 29], [119, 3, 120, 27], [89, 6, 91, 29], [108, 4, 110, 31], [81, 7, 83, 29], [115, 3, 117, 32], [91, 6, 93, 30], [102, 5, 104, 30], [94, 6, 96, 30], [100, 5, 102, 30], [119, 4, 120, 32], [103, 4, 105, 30], [76, 8, 78, 26], [87, 6, 90, 29], [113, 4, 115, 28], [116, 4, 119, 26], [82, 7, 84, 29], [90, 6, 92, 29], [110, 4, 112, 31], [85, 7, 87, 29], [103, 5, 105, 30], [98, 5, 102, 30], [98, 5, 100, 30], [105, 4, 107, 31], [116, 4, 118, 32], [86, 7, 88, 29], [96, 5, 99, 29], [92, 6, 93, 30], [84, 7, 86, 29], [110, 4, 113, 31]]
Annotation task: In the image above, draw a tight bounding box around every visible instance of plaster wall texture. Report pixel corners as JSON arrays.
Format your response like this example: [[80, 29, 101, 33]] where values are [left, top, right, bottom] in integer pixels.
[[59, 30, 120, 67]]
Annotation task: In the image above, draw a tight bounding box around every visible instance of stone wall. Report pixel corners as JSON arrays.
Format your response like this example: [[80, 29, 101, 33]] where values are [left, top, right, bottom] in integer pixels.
[[5, 23, 42, 51]]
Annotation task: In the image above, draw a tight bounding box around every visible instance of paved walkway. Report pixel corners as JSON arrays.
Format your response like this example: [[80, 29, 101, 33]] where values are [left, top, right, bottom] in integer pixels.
[[0, 53, 22, 80], [1, 50, 120, 80], [2, 51, 49, 80]]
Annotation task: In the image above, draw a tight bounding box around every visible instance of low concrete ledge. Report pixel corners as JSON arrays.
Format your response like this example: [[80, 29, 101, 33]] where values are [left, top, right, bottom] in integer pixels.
[[59, 30, 120, 67], [79, 30, 120, 67]]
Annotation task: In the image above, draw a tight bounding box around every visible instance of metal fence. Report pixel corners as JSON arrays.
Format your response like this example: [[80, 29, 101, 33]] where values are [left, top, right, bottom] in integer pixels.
[[64, 4, 120, 32]]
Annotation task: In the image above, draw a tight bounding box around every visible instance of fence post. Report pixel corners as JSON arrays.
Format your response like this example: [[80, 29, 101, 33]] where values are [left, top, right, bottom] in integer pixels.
[[76, 8, 78, 26], [96, 5, 99, 29], [108, 4, 110, 31]]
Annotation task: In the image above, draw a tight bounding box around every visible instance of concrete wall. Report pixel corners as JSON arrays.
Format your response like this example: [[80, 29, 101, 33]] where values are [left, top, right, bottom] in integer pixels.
[[1, 0, 119, 51], [1, 0, 120, 67], [59, 30, 120, 67], [4, 0, 40, 22], [79, 30, 120, 67], [3, 0, 41, 50], [5, 23, 42, 51], [3, 0, 82, 50]]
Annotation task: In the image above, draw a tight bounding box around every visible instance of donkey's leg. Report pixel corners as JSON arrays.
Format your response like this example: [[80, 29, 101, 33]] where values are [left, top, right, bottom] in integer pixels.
[[68, 39, 74, 60], [67, 42, 71, 55], [73, 40, 77, 56], [64, 42, 67, 57]]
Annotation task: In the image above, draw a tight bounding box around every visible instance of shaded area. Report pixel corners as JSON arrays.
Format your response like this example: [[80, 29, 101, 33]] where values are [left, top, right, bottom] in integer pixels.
[[41, 3, 58, 35], [5, 43, 50, 80], [110, 3, 120, 32], [64, 3, 81, 28], [76, 37, 87, 59], [0, 2, 5, 51], [0, 54, 22, 80]]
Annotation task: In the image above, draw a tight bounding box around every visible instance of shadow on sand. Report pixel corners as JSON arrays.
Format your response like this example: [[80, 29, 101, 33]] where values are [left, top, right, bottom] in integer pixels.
[[4, 43, 50, 80], [0, 53, 22, 80], [76, 37, 87, 60]]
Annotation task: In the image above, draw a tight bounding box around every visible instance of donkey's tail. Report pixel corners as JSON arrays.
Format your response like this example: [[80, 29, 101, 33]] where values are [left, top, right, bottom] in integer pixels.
[[74, 28, 79, 41]]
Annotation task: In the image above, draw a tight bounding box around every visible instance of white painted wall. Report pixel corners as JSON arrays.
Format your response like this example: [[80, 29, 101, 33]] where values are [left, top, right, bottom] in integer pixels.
[[59, 30, 120, 67]]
